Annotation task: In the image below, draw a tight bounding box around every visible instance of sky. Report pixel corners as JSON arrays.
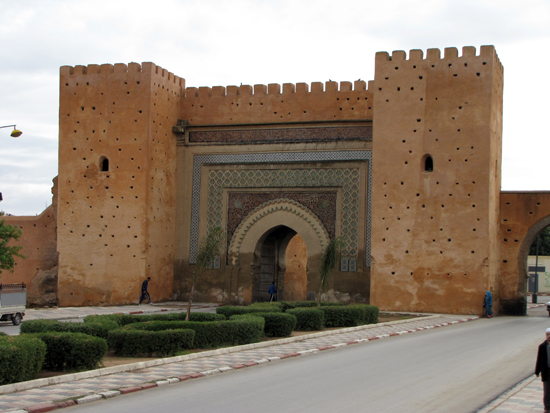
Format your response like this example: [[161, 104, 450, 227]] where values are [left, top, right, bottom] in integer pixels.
[[0, 0, 549, 215]]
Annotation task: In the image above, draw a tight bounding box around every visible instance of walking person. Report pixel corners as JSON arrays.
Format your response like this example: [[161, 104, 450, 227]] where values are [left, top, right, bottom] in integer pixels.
[[483, 291, 493, 318], [139, 277, 152, 305], [535, 328, 550, 413], [269, 281, 277, 302]]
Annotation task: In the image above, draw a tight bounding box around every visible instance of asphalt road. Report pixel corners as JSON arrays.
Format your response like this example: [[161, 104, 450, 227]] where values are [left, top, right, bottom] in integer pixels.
[[0, 321, 20, 335], [64, 309, 550, 413]]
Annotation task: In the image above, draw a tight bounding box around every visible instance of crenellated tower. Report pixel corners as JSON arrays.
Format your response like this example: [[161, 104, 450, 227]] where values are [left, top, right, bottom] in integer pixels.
[[57, 63, 184, 305], [370, 46, 504, 314]]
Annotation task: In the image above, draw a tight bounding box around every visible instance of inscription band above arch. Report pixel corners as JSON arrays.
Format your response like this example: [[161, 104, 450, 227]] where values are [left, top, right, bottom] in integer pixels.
[[190, 150, 373, 265]]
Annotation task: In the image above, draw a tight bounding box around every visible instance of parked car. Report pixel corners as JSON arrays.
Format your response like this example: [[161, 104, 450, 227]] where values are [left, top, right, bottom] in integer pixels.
[[0, 283, 26, 325]]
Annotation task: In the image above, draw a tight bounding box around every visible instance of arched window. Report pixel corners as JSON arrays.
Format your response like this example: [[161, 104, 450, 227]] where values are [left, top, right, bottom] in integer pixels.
[[99, 157, 109, 172], [424, 155, 433, 172]]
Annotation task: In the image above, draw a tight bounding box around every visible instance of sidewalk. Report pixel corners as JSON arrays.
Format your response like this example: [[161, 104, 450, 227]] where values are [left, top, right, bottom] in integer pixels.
[[477, 375, 544, 413], [21, 301, 218, 321], [0, 310, 478, 412]]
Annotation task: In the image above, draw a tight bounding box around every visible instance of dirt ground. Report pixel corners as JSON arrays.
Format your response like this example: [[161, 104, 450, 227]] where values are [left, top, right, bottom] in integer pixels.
[[35, 312, 421, 378]]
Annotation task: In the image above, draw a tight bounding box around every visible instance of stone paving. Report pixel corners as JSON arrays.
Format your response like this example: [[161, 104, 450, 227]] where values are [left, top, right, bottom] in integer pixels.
[[477, 375, 544, 413], [0, 314, 476, 412]]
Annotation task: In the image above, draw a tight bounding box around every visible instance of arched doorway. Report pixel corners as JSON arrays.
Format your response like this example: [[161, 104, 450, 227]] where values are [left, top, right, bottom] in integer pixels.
[[228, 199, 329, 304], [254, 226, 308, 302]]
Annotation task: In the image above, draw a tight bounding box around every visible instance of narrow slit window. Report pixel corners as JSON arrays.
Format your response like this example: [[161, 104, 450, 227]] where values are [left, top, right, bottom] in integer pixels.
[[424, 155, 433, 172], [100, 157, 109, 172]]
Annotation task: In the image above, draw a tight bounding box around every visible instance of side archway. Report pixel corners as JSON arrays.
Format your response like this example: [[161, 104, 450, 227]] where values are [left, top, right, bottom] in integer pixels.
[[517, 214, 550, 300]]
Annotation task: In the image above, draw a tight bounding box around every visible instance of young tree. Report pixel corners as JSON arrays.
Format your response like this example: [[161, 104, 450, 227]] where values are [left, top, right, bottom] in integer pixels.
[[317, 237, 343, 307], [0, 219, 25, 274], [186, 226, 225, 321], [530, 226, 550, 256]]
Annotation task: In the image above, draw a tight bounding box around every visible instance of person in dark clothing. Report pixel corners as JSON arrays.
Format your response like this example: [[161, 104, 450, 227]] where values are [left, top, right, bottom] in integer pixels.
[[269, 282, 277, 302], [483, 291, 493, 318], [139, 277, 151, 305], [535, 328, 550, 413]]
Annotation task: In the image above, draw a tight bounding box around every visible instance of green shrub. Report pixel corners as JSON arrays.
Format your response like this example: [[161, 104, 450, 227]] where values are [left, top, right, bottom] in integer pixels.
[[287, 308, 325, 330], [21, 319, 110, 339], [216, 305, 282, 318], [249, 302, 285, 311], [138, 312, 226, 323], [83, 314, 124, 330], [260, 313, 297, 337], [0, 335, 46, 385], [84, 312, 226, 330], [108, 329, 195, 357], [320, 306, 364, 327], [348, 304, 379, 324], [28, 332, 107, 371], [124, 318, 264, 349]]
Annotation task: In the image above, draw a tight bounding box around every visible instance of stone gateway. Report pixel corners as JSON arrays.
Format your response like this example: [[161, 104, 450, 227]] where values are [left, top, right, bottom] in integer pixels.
[[4, 45, 547, 315]]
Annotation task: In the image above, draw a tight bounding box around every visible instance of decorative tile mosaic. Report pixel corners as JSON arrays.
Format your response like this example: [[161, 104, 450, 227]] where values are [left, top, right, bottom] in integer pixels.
[[227, 192, 337, 252], [190, 151, 372, 266], [188, 126, 373, 144], [211, 170, 356, 256]]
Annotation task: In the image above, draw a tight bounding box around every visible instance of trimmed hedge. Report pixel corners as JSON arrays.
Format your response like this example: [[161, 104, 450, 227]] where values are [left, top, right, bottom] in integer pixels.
[[216, 305, 282, 318], [108, 329, 195, 357], [0, 335, 46, 385], [286, 308, 325, 331], [260, 313, 297, 337], [27, 332, 107, 371], [22, 319, 110, 339], [320, 306, 365, 327], [349, 304, 379, 324], [123, 318, 264, 349], [83, 312, 225, 331]]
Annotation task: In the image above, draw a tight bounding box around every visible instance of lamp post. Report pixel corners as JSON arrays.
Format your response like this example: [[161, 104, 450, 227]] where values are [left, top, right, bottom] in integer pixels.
[[1, 125, 23, 204], [0, 125, 23, 138]]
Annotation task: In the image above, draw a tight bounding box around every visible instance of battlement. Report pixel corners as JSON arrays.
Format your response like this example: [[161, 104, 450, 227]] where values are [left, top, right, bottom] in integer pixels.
[[184, 80, 373, 98], [60, 62, 185, 88], [376, 45, 502, 72]]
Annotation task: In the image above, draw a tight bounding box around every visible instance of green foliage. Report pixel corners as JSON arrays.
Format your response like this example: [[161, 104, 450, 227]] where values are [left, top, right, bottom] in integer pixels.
[[27, 332, 107, 371], [108, 329, 195, 357], [123, 318, 264, 349], [0, 219, 25, 274], [187, 226, 225, 320], [21, 319, 110, 338], [216, 305, 282, 318], [349, 304, 379, 324], [320, 306, 365, 327], [83, 314, 123, 331], [139, 312, 226, 323], [318, 237, 343, 306], [83, 312, 226, 331], [258, 313, 297, 337], [0, 335, 46, 385], [249, 302, 285, 311], [529, 227, 550, 256], [286, 308, 325, 331]]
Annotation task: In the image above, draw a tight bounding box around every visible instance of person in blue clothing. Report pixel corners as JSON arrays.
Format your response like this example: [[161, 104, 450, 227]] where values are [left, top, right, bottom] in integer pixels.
[[483, 291, 493, 318], [139, 277, 152, 305], [269, 282, 277, 302]]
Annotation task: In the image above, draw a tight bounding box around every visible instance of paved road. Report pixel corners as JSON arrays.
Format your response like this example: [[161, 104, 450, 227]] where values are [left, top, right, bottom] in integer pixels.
[[63, 314, 547, 413]]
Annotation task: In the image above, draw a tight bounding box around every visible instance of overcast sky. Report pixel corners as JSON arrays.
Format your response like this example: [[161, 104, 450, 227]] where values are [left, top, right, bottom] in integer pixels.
[[0, 0, 549, 215]]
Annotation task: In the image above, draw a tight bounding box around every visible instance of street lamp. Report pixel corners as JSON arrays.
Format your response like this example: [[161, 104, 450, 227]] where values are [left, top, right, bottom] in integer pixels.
[[0, 125, 23, 138]]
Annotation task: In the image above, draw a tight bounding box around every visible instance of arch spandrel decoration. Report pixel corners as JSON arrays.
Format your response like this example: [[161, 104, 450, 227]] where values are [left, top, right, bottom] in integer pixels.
[[228, 199, 330, 265]]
